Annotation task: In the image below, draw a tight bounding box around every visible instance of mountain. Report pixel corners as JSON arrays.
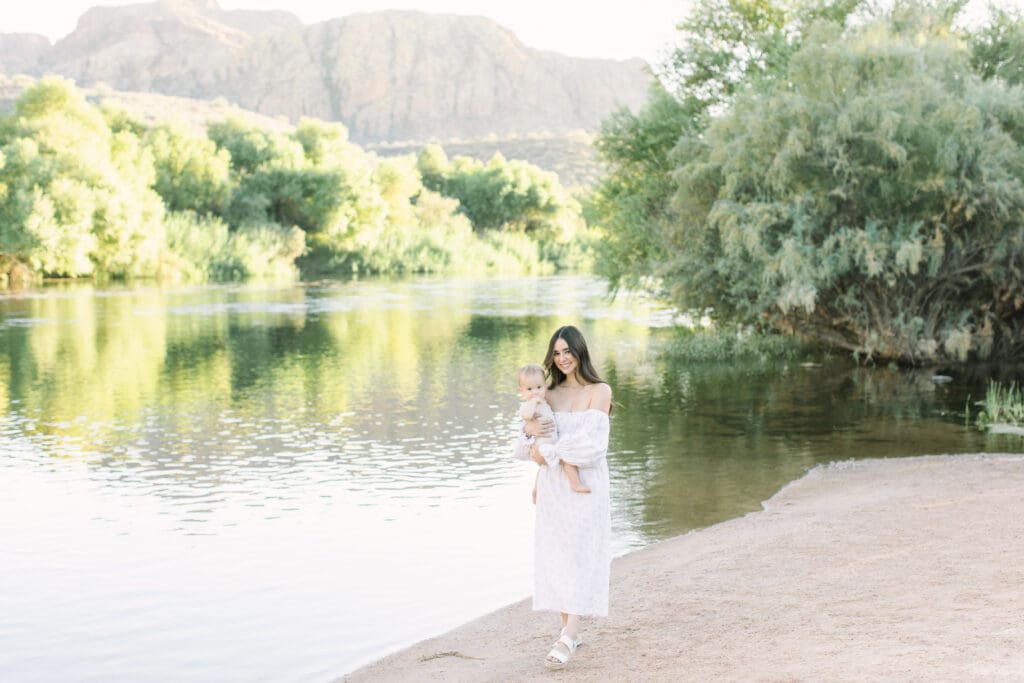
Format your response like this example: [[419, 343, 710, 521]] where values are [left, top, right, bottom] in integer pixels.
[[0, 73, 604, 188], [0, 0, 653, 144], [0, 34, 51, 76]]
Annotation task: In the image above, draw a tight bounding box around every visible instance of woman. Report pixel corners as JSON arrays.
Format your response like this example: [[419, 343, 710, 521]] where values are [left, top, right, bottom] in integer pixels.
[[513, 324, 612, 670]]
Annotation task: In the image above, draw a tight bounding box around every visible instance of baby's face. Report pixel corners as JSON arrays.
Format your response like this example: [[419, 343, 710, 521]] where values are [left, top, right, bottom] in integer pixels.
[[519, 374, 546, 400]]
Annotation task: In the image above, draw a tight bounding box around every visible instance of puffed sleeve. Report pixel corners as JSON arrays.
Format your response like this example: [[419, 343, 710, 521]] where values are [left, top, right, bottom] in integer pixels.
[[512, 420, 534, 461], [537, 410, 609, 468]]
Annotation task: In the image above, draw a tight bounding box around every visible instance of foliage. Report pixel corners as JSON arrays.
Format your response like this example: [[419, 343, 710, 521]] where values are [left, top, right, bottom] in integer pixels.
[[159, 210, 230, 281], [0, 76, 165, 278], [100, 103, 150, 137], [969, 5, 1024, 86], [595, 0, 865, 295], [668, 18, 1024, 362], [418, 149, 585, 242], [416, 143, 449, 190], [661, 0, 790, 109], [147, 123, 232, 215], [594, 0, 1024, 363], [225, 166, 384, 238], [477, 229, 548, 273], [293, 117, 358, 169], [592, 85, 696, 293], [207, 118, 305, 174], [0, 79, 593, 285], [161, 211, 304, 281], [660, 0, 865, 112], [666, 327, 812, 364], [975, 380, 1024, 429], [373, 133, 603, 189]]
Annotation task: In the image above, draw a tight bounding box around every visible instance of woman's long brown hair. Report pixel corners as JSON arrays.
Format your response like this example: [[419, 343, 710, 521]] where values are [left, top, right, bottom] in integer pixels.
[[543, 325, 605, 390]]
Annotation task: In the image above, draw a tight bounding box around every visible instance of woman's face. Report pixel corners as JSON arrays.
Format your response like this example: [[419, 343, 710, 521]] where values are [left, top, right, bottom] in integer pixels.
[[552, 338, 577, 378]]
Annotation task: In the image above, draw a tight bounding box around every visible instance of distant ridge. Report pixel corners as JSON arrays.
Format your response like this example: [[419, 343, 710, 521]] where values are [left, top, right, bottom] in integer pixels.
[[0, 74, 293, 134], [0, 74, 604, 188], [0, 0, 653, 144]]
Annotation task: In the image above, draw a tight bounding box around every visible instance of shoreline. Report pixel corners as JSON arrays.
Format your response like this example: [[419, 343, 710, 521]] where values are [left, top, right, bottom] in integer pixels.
[[343, 453, 1024, 681]]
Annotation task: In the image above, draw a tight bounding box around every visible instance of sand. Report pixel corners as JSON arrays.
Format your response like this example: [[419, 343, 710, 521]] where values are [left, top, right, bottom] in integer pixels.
[[343, 453, 1024, 682]]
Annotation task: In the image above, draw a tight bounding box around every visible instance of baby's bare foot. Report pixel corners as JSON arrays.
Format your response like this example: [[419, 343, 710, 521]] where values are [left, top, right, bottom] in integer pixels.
[[571, 484, 591, 494]]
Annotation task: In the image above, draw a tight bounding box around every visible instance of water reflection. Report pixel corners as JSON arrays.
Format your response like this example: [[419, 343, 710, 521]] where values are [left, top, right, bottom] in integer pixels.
[[607, 355, 1024, 541], [1, 276, 1022, 681], [1, 278, 666, 513]]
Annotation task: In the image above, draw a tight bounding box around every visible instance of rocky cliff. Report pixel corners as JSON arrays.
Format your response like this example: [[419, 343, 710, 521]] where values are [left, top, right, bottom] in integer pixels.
[[1, 0, 653, 144], [0, 34, 51, 76]]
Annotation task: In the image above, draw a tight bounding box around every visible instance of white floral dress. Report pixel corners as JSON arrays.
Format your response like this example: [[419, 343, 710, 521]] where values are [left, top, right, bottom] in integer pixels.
[[514, 409, 611, 617]]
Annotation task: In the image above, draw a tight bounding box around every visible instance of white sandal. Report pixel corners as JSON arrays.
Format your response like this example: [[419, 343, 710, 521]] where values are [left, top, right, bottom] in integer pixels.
[[544, 631, 580, 670]]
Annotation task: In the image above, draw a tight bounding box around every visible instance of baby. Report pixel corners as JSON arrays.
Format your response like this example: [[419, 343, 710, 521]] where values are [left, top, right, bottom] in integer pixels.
[[518, 363, 590, 495]]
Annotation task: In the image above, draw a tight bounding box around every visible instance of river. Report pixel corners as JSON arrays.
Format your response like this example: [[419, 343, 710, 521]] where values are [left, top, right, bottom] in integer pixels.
[[1, 275, 1020, 681]]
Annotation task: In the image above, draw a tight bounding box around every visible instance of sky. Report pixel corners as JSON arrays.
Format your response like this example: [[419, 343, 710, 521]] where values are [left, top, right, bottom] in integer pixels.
[[0, 1, 689, 65]]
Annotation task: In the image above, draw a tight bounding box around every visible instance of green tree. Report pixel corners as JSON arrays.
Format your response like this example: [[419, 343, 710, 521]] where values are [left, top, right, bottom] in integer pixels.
[[432, 152, 583, 241], [416, 144, 450, 191], [0, 138, 97, 275], [161, 211, 306, 281], [146, 123, 232, 215], [593, 0, 1024, 362], [595, 0, 864, 294], [0, 77, 164, 277], [665, 19, 1024, 361], [661, 0, 864, 111], [293, 117, 360, 169], [592, 84, 695, 293], [207, 118, 305, 174], [92, 130, 165, 276], [226, 166, 386, 239], [374, 155, 421, 229], [969, 5, 1024, 86]]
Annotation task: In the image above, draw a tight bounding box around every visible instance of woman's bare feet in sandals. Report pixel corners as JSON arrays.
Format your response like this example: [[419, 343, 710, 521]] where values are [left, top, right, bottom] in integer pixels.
[[545, 629, 580, 669]]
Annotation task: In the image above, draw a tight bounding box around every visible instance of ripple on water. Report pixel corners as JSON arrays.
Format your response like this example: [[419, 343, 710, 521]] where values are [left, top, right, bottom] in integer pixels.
[[7, 276, 1018, 680]]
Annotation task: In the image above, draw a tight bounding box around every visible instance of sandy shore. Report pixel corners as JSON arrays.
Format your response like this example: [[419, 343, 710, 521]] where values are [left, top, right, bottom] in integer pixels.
[[343, 453, 1024, 682]]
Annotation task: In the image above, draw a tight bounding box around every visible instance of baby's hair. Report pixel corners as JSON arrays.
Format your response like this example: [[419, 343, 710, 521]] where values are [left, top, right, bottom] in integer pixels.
[[517, 363, 545, 385]]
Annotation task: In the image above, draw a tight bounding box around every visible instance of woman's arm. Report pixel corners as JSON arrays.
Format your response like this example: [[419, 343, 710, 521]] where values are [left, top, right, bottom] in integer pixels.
[[536, 407, 610, 468], [513, 415, 555, 461]]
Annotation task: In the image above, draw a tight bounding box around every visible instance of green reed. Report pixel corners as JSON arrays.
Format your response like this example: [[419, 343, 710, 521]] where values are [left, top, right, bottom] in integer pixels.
[[975, 380, 1024, 430]]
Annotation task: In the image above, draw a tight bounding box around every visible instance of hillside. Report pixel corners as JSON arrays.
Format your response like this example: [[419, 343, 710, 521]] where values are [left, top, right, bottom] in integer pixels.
[[0, 74, 292, 133], [0, 0, 653, 145], [0, 75, 604, 187]]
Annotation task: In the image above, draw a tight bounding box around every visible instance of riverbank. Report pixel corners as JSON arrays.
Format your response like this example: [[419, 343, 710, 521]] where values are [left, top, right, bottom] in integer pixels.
[[343, 453, 1024, 681]]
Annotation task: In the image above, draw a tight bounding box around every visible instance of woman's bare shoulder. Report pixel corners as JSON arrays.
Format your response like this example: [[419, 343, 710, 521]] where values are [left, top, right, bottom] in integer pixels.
[[588, 382, 612, 412]]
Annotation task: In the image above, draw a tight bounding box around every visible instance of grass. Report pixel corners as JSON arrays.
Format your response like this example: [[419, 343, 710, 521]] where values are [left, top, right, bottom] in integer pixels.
[[665, 327, 814, 364], [975, 380, 1024, 431]]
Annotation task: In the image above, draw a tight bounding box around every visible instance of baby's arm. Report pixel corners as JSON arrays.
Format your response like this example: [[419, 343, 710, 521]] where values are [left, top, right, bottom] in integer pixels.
[[519, 397, 540, 421], [535, 400, 556, 437]]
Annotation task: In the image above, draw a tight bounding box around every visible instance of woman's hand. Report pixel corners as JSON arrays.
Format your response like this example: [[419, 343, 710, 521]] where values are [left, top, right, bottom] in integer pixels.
[[529, 443, 547, 466], [524, 417, 555, 439]]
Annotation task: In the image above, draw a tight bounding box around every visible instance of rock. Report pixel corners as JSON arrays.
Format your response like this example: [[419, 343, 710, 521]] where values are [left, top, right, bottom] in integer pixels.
[[0, 33, 51, 76], [0, 2, 653, 144]]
